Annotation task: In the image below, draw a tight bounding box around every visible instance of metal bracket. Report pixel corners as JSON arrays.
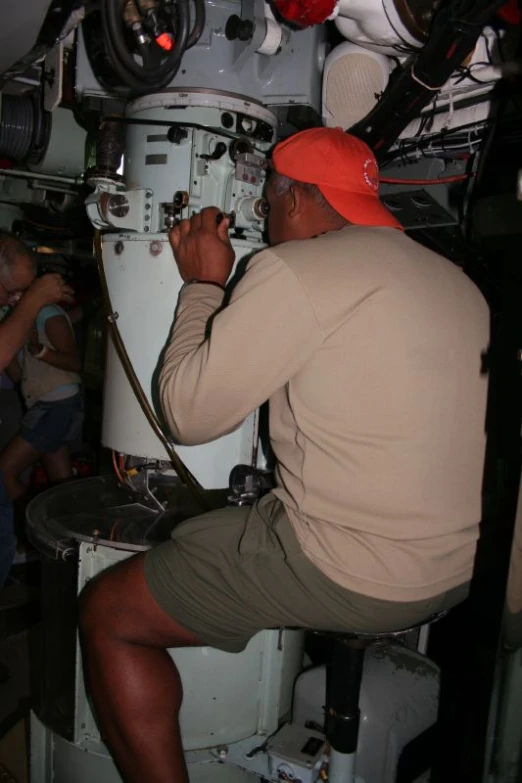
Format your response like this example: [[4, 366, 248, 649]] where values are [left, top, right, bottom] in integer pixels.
[[44, 43, 64, 112], [85, 186, 153, 232]]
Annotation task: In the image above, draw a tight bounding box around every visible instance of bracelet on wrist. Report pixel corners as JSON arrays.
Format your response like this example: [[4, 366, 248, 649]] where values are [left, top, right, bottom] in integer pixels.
[[183, 278, 225, 292], [34, 345, 49, 360]]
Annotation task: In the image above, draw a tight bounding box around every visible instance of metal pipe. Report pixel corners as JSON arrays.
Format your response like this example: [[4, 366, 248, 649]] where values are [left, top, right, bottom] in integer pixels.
[[93, 230, 210, 512], [0, 168, 82, 186], [329, 748, 356, 783]]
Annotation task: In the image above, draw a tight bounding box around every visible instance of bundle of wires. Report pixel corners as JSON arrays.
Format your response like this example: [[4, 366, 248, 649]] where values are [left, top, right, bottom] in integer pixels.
[[101, 0, 205, 95], [385, 120, 489, 164], [384, 97, 522, 166]]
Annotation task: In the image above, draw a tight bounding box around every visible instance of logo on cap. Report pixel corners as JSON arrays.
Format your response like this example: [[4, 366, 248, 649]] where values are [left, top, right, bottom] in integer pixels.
[[363, 158, 379, 191]]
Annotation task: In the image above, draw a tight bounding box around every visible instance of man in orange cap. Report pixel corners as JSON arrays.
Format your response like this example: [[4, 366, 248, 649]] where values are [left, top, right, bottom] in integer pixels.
[[268, 127, 403, 240], [80, 129, 489, 782]]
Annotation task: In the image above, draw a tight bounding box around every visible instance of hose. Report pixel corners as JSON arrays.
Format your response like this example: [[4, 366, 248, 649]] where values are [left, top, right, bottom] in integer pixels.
[[0, 95, 37, 163], [104, 0, 188, 83], [94, 230, 210, 512], [187, 0, 205, 49], [101, 0, 190, 95]]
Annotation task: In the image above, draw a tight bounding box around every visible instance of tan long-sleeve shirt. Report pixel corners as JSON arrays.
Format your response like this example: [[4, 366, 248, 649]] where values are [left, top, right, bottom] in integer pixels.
[[160, 226, 489, 601]]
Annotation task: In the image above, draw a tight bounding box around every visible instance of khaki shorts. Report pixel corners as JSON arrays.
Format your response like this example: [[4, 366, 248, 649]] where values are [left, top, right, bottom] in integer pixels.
[[144, 493, 469, 653]]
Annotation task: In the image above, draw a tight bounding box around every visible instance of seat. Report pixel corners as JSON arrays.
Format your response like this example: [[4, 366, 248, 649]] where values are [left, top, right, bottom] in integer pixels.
[[315, 611, 448, 783]]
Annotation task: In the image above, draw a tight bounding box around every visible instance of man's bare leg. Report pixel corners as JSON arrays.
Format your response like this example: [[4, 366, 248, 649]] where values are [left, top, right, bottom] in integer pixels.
[[79, 553, 203, 783]]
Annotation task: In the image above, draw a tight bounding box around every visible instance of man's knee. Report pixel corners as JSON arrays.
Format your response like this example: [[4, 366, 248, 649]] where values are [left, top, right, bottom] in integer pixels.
[[79, 551, 202, 650], [79, 558, 140, 643]]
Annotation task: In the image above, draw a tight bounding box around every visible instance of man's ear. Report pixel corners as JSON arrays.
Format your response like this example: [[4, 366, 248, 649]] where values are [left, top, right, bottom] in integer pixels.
[[288, 184, 307, 220]]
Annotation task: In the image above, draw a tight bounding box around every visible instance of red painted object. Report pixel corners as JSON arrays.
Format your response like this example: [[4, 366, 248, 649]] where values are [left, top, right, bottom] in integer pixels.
[[156, 32, 174, 51], [31, 457, 95, 492], [497, 0, 521, 25], [272, 0, 337, 27], [273, 0, 520, 29]]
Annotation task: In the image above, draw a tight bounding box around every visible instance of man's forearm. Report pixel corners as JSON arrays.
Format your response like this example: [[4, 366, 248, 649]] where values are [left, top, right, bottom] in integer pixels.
[[0, 298, 39, 371], [165, 284, 223, 360], [160, 283, 224, 443]]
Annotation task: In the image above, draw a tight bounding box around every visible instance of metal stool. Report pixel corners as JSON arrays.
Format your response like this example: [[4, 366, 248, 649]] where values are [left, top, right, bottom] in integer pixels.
[[317, 611, 448, 783]]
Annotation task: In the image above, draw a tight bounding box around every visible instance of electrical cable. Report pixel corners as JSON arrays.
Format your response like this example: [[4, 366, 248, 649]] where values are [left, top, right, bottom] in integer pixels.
[[94, 230, 210, 512], [382, 119, 491, 164], [379, 173, 470, 185], [349, 0, 506, 158], [187, 0, 205, 49], [100, 0, 190, 95], [104, 0, 188, 83], [112, 449, 126, 484], [22, 220, 73, 232], [376, 103, 521, 167]]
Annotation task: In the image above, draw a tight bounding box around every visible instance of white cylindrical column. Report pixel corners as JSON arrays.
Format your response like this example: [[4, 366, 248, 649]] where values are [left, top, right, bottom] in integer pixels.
[[99, 92, 277, 487], [328, 748, 357, 783]]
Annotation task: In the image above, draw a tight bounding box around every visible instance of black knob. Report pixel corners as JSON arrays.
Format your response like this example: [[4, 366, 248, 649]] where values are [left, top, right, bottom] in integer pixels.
[[167, 126, 188, 144], [229, 138, 253, 162], [225, 14, 254, 42], [221, 112, 234, 130]]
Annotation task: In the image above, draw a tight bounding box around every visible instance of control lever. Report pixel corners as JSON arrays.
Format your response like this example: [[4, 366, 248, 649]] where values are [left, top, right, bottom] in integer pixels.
[[228, 464, 275, 506]]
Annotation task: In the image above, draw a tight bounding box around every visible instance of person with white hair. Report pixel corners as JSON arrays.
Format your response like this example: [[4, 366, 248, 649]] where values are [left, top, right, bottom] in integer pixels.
[[0, 231, 73, 593]]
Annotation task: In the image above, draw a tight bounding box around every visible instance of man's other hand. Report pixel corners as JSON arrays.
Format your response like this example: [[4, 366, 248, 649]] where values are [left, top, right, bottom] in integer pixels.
[[24, 274, 74, 309], [169, 207, 235, 287]]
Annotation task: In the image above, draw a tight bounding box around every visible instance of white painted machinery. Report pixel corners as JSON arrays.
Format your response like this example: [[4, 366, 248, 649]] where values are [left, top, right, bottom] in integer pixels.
[[87, 91, 281, 486]]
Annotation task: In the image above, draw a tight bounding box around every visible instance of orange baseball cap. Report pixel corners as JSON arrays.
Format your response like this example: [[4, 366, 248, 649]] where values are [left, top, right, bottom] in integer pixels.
[[272, 127, 403, 231]]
